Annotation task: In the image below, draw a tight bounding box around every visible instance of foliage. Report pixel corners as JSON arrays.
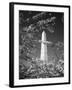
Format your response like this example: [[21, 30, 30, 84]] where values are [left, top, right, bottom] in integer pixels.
[[19, 11, 64, 79], [19, 58, 64, 79]]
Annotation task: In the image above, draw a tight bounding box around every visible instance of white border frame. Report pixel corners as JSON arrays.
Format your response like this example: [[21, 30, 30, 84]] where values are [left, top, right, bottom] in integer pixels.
[[14, 4, 69, 86]]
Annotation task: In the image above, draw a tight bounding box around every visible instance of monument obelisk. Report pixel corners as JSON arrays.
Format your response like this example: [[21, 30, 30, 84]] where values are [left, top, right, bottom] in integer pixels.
[[40, 31, 48, 62]]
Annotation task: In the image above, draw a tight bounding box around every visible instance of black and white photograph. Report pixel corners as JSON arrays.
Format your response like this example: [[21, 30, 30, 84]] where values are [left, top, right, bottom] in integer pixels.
[[9, 2, 70, 87], [19, 11, 64, 79]]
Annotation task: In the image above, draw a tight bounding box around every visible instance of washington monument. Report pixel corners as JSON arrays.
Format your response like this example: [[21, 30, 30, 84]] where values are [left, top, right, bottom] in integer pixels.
[[39, 31, 52, 63]]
